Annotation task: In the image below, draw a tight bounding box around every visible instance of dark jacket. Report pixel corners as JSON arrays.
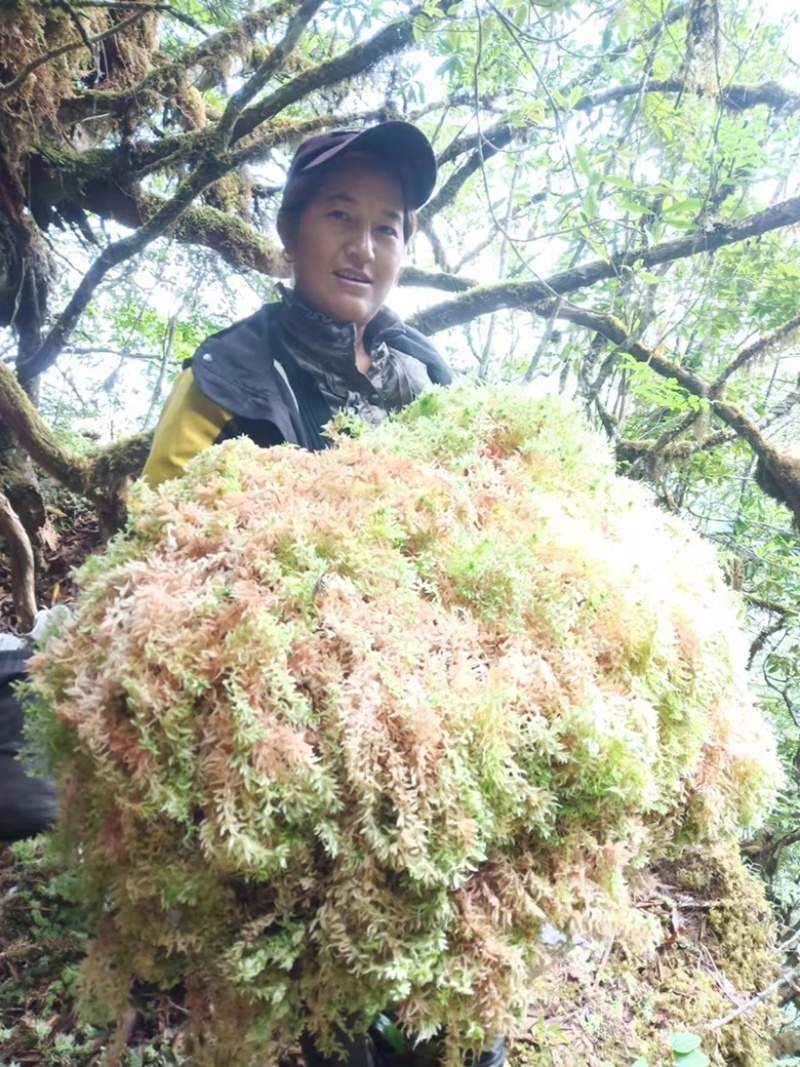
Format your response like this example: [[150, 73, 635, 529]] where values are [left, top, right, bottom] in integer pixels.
[[143, 301, 451, 487]]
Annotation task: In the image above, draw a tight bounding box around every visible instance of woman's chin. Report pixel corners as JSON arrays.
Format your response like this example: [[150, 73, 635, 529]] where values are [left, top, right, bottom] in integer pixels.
[[314, 290, 378, 330]]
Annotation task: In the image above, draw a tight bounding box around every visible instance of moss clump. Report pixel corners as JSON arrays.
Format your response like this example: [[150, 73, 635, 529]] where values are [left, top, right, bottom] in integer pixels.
[[523, 845, 779, 1067], [26, 386, 781, 1067], [0, 2, 158, 188]]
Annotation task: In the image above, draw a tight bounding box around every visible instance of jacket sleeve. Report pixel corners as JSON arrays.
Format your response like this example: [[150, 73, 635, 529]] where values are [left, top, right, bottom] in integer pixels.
[[141, 369, 232, 488]]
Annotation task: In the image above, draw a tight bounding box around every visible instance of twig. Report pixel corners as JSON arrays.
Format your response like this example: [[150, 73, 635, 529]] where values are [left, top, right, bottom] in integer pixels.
[[0, 490, 37, 631], [706, 965, 800, 1030]]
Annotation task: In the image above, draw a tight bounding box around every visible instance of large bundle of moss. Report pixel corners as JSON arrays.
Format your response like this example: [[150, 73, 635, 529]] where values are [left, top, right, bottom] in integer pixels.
[[26, 386, 779, 1066]]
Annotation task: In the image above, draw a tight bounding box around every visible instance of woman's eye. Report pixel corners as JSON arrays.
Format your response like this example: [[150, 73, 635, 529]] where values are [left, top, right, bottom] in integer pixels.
[[328, 210, 349, 221], [378, 225, 399, 238]]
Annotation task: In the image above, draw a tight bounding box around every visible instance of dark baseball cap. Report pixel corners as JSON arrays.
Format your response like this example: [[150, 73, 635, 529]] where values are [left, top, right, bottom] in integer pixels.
[[285, 121, 437, 209]]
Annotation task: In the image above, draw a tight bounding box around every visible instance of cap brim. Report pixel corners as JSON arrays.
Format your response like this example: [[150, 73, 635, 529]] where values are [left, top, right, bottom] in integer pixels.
[[300, 121, 437, 209]]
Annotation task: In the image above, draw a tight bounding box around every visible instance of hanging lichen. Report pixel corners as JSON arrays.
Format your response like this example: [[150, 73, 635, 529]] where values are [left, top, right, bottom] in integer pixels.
[[26, 386, 781, 1067]]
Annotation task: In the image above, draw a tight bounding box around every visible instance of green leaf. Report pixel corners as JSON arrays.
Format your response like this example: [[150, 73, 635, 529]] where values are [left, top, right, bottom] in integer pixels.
[[673, 1052, 708, 1067], [372, 1013, 408, 1053], [574, 144, 591, 176], [605, 175, 639, 190], [620, 198, 649, 216], [668, 1032, 703, 1054], [663, 198, 705, 215]]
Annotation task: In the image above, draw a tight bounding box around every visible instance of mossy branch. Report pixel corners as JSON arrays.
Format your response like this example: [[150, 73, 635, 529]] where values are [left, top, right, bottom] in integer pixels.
[[84, 431, 153, 489], [81, 185, 289, 277], [0, 360, 153, 518], [514, 299, 800, 528], [17, 157, 228, 384], [711, 313, 800, 395], [542, 300, 710, 398], [69, 0, 296, 117], [229, 2, 449, 144], [71, 0, 208, 34], [742, 592, 799, 617], [0, 361, 92, 497], [0, 7, 151, 100], [215, 0, 325, 148], [409, 193, 800, 335], [572, 78, 800, 118]]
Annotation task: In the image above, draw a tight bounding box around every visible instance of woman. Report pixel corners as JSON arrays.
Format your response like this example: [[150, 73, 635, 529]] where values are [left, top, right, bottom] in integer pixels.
[[142, 121, 452, 487], [142, 122, 504, 1067]]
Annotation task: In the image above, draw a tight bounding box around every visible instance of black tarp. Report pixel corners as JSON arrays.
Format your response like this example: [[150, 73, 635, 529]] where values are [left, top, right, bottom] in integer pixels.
[[0, 648, 58, 841]]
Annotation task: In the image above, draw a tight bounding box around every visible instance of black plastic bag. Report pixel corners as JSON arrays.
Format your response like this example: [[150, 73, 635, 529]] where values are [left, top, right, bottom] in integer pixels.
[[0, 648, 58, 842]]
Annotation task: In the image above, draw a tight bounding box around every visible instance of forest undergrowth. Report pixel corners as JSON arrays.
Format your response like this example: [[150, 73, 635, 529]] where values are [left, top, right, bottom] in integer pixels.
[[0, 837, 790, 1067]]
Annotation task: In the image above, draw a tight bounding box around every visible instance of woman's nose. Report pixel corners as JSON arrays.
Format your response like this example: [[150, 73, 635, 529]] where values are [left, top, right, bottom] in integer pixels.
[[347, 226, 375, 262]]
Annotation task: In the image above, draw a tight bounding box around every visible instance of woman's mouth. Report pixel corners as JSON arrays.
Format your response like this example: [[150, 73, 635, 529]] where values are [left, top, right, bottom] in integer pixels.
[[334, 271, 371, 286]]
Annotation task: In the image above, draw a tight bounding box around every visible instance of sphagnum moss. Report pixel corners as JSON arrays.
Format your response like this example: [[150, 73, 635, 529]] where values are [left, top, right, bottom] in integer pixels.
[[25, 386, 781, 1067]]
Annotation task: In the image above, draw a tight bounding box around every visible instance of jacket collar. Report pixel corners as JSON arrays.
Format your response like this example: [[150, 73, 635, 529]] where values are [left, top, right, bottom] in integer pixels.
[[276, 285, 452, 385], [277, 285, 403, 354]]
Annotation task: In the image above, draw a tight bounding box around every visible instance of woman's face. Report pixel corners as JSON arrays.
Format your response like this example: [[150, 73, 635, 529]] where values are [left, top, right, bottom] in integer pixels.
[[285, 160, 406, 334]]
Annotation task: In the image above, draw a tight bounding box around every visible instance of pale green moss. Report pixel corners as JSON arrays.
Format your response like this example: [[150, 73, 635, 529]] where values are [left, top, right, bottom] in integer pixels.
[[26, 386, 781, 1067]]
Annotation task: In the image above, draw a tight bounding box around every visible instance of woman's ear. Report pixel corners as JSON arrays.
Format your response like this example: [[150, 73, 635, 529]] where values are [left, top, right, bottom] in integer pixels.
[[276, 216, 294, 261]]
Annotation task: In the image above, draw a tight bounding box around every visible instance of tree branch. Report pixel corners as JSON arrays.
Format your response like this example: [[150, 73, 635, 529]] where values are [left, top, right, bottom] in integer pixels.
[[711, 314, 800, 396], [80, 184, 289, 277], [571, 78, 800, 118], [424, 73, 797, 223], [215, 0, 325, 148], [17, 156, 229, 383], [516, 299, 800, 528], [56, 0, 95, 56], [409, 193, 800, 334], [420, 124, 516, 223], [0, 362, 91, 497], [399, 266, 474, 291], [540, 299, 710, 398], [66, 0, 295, 117], [559, 2, 689, 98], [69, 0, 209, 36], [0, 490, 37, 631], [0, 359, 153, 513], [229, 2, 449, 144]]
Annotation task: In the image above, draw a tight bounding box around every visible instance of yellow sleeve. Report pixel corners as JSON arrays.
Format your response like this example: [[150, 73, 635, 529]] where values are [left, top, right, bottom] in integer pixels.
[[141, 369, 232, 488]]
